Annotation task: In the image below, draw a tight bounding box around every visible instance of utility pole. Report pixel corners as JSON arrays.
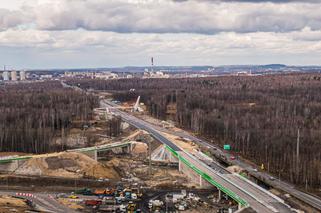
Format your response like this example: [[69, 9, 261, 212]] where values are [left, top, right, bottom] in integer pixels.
[[305, 178, 308, 190], [296, 128, 300, 161], [149, 138, 152, 176], [61, 127, 65, 151]]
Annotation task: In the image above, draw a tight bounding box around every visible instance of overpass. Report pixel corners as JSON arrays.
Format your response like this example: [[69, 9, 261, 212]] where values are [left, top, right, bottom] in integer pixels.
[[0, 141, 132, 167], [102, 100, 293, 213], [66, 141, 132, 160]]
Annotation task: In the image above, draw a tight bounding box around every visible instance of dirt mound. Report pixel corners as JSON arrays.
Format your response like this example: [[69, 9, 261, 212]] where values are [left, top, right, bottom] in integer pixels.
[[46, 157, 77, 169], [226, 165, 243, 173], [14, 152, 119, 179], [0, 196, 30, 213], [131, 142, 148, 155]]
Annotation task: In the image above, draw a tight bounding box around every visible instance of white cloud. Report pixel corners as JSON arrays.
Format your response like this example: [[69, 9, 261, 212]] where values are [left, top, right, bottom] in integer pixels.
[[0, 0, 321, 68], [0, 0, 320, 34], [1, 28, 320, 54]]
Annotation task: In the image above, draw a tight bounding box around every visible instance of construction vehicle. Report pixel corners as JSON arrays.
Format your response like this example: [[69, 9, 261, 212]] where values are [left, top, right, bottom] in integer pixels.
[[127, 201, 137, 213], [148, 200, 164, 211], [115, 195, 126, 204], [85, 200, 102, 206], [103, 196, 115, 205], [94, 188, 115, 198], [131, 193, 138, 200], [123, 188, 132, 200], [131, 188, 143, 198], [95, 189, 106, 196], [125, 191, 131, 200]]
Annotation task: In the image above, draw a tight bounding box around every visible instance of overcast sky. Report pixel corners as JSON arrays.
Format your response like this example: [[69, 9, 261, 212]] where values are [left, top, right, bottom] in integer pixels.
[[1, 0, 321, 69]]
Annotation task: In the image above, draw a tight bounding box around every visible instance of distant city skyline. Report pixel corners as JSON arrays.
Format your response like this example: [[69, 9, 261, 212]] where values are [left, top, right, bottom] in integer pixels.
[[1, 0, 321, 69]]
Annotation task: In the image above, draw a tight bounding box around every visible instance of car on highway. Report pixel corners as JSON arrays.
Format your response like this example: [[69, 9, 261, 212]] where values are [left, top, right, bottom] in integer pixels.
[[56, 193, 68, 198], [68, 195, 79, 199], [269, 176, 276, 181]]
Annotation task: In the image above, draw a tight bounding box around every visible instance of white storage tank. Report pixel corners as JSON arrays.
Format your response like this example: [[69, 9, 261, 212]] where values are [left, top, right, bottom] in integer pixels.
[[11, 71, 17, 81], [3, 71, 9, 81], [20, 71, 26, 81]]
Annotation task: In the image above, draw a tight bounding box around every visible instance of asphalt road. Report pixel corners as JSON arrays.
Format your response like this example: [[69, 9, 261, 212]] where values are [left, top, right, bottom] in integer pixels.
[[180, 151, 292, 213], [102, 100, 293, 213], [62, 83, 321, 211], [0, 191, 78, 213], [165, 127, 321, 212]]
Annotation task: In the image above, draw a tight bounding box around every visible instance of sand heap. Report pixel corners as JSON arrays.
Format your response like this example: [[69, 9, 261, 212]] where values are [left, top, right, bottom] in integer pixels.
[[131, 142, 148, 155], [0, 195, 30, 213], [14, 152, 119, 179], [226, 165, 243, 173]]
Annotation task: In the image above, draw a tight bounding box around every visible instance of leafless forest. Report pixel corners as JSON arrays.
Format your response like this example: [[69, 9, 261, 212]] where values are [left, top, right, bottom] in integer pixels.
[[0, 81, 98, 153], [67, 74, 321, 189]]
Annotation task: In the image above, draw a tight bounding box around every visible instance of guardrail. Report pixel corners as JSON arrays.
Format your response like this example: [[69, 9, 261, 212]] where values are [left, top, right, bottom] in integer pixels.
[[68, 141, 132, 152], [165, 145, 248, 207]]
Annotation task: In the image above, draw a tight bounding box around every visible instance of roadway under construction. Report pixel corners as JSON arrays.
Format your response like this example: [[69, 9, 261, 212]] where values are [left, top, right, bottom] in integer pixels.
[[102, 99, 294, 213]]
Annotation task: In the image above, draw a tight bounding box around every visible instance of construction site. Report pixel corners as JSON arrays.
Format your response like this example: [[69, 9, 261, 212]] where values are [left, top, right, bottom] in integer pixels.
[[0, 93, 240, 213], [0, 89, 320, 213]]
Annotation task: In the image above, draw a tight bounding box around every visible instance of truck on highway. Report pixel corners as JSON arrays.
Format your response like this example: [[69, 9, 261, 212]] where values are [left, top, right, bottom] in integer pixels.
[[85, 199, 102, 206]]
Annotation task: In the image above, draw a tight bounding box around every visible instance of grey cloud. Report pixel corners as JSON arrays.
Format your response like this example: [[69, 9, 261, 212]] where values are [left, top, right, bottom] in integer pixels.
[[2, 0, 321, 35], [0, 9, 28, 30], [174, 0, 321, 3], [30, 0, 321, 34]]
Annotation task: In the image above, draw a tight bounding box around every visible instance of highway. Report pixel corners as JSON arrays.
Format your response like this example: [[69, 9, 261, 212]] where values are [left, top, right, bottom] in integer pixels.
[[102, 100, 293, 213], [163, 127, 321, 212], [178, 151, 291, 213]]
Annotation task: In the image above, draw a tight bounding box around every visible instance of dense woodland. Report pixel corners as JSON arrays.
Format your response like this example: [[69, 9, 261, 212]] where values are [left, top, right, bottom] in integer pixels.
[[0, 81, 98, 153], [67, 74, 321, 189]]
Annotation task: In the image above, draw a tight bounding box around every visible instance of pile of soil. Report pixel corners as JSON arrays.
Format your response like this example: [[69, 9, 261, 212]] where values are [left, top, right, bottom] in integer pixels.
[[226, 165, 243, 173], [131, 142, 148, 155], [14, 152, 119, 179], [0, 196, 30, 213]]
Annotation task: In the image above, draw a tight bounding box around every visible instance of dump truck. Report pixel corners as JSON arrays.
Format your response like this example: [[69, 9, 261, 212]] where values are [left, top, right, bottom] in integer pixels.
[[95, 188, 115, 198], [85, 200, 102, 206]]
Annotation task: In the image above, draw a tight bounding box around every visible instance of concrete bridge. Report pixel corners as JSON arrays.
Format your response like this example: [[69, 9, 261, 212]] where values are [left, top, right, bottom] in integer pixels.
[[0, 141, 133, 172]]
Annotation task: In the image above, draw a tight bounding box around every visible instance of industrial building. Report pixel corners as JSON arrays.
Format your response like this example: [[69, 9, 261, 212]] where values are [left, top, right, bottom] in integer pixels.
[[0, 70, 28, 81], [2, 71, 9, 81], [20, 71, 26, 81], [64, 71, 119, 79], [11, 71, 17, 81]]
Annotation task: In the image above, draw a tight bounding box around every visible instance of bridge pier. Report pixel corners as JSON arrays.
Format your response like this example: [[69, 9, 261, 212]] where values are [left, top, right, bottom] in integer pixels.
[[218, 189, 222, 201], [178, 158, 212, 188], [82, 150, 98, 161], [94, 150, 97, 161]]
